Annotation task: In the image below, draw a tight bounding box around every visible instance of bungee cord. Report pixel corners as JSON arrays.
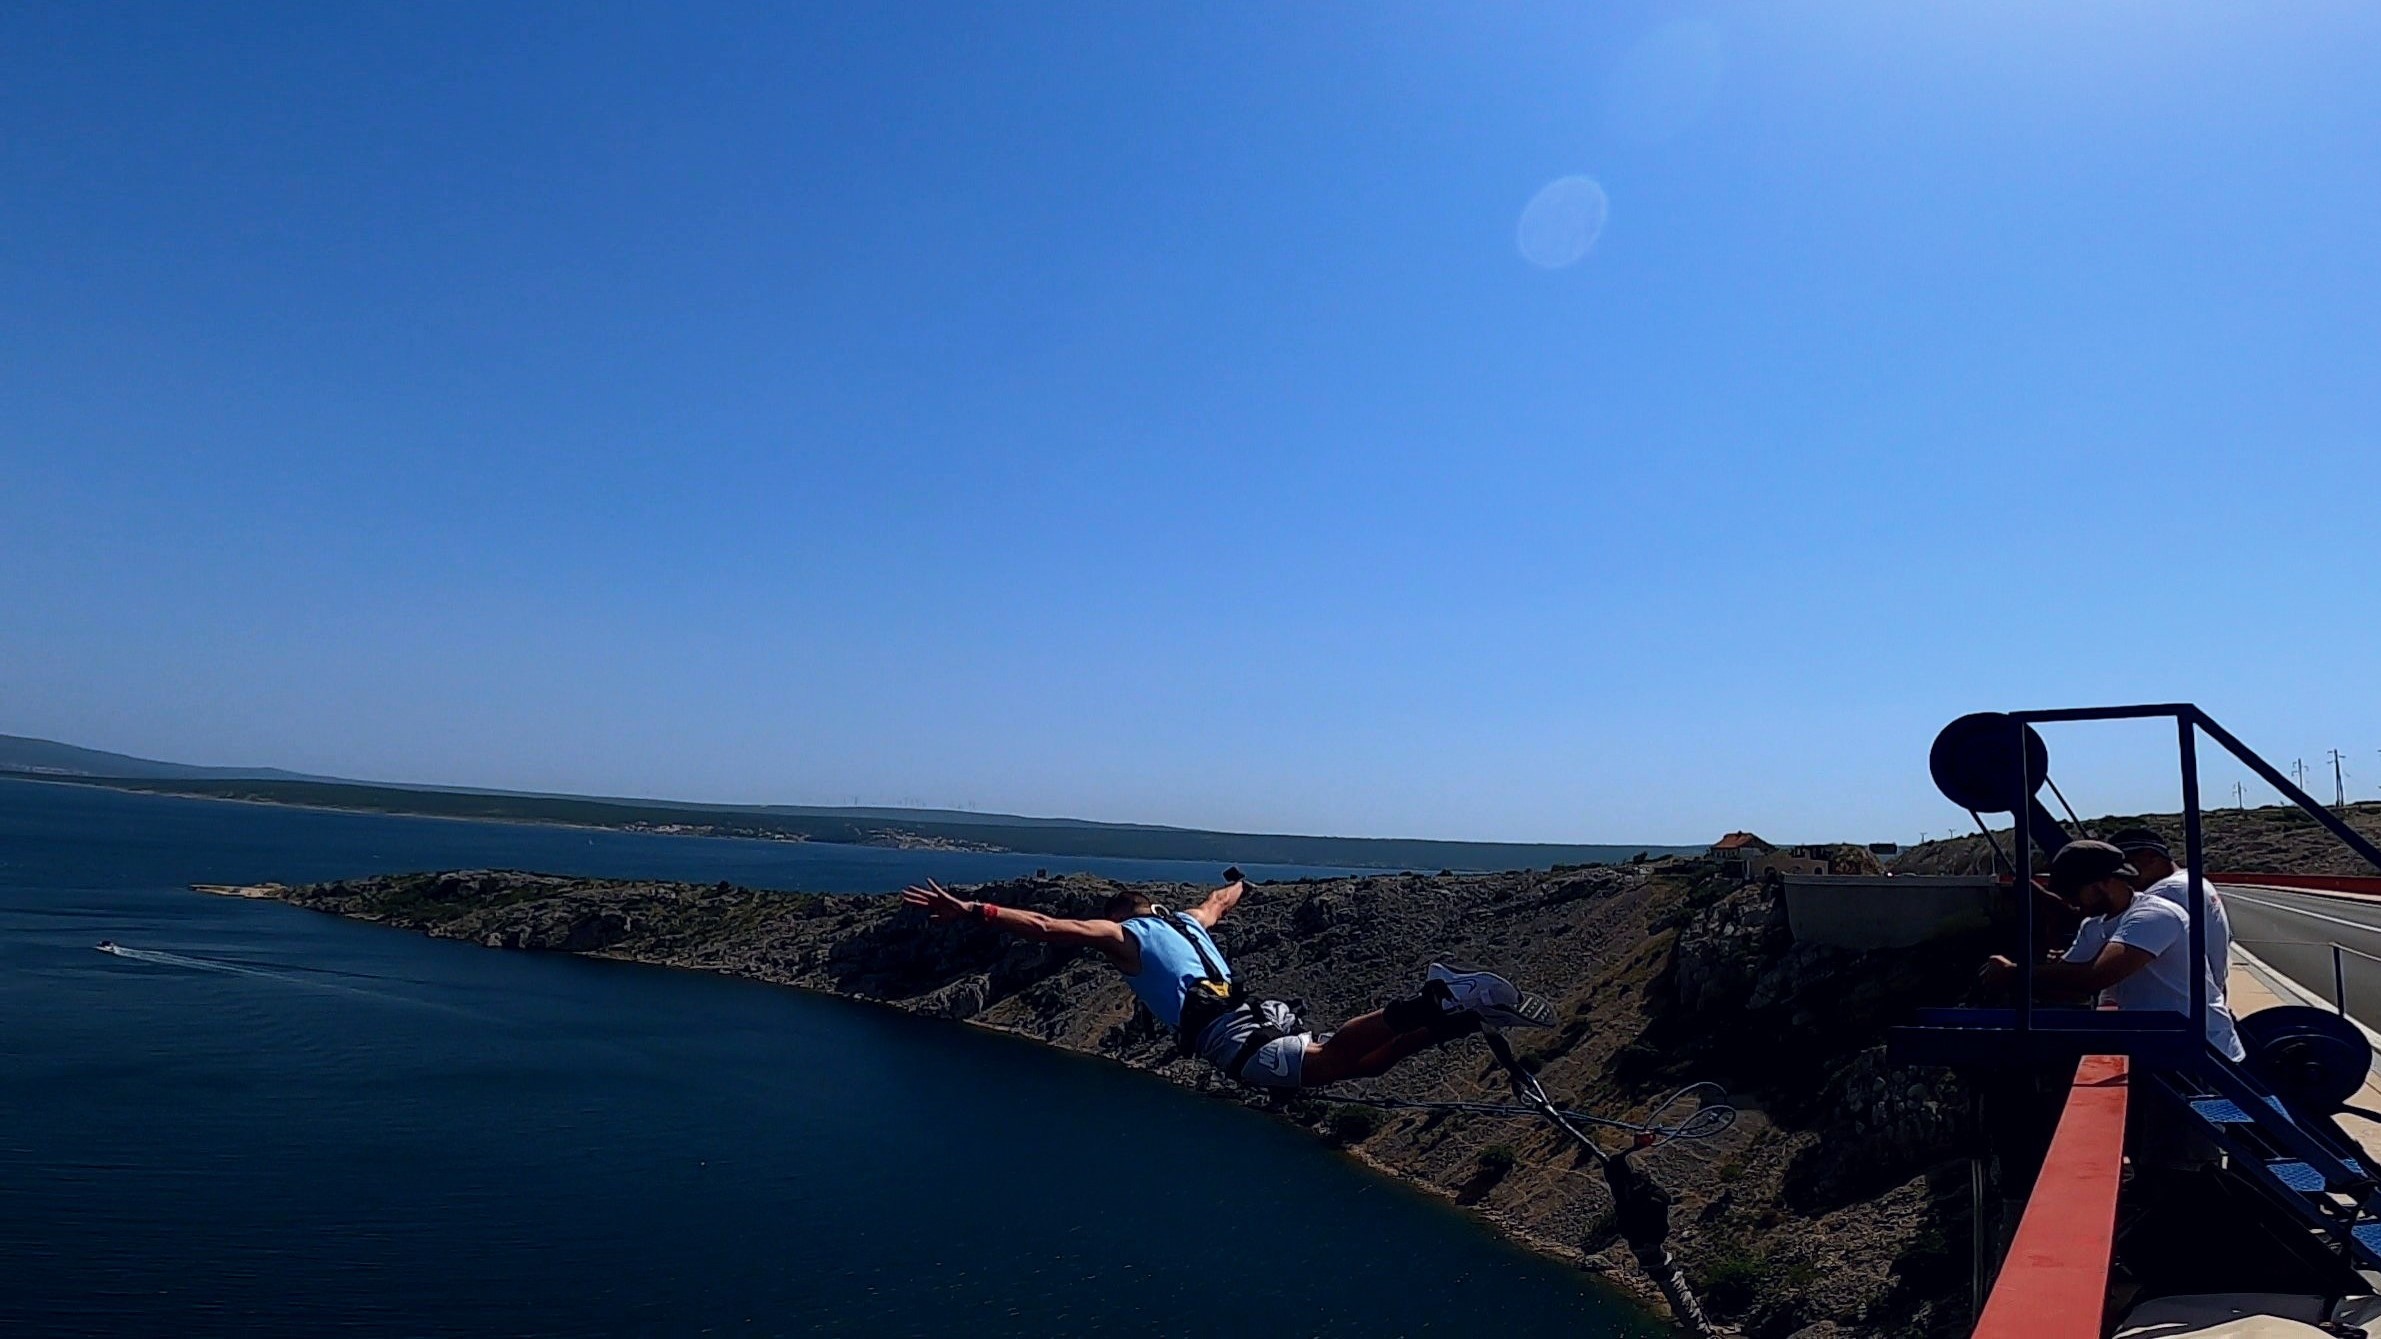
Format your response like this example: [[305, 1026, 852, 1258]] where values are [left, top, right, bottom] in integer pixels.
[[1307, 1028, 1731, 1335], [1317, 1079, 1737, 1149]]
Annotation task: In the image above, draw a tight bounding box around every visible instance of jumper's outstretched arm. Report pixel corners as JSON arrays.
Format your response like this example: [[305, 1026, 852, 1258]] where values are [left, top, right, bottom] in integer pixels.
[[901, 879, 1135, 969]]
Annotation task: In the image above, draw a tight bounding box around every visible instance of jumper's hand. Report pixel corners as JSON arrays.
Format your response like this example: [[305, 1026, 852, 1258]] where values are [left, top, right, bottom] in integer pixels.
[[901, 879, 970, 923], [1979, 955, 2017, 988]]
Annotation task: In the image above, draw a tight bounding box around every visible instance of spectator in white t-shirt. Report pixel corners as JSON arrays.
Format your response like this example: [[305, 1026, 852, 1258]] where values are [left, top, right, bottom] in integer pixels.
[[2108, 825, 2232, 986], [1982, 839, 2246, 1060]]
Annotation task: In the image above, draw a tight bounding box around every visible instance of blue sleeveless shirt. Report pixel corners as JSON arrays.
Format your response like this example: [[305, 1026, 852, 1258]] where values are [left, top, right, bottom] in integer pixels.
[[1119, 913, 1232, 1029]]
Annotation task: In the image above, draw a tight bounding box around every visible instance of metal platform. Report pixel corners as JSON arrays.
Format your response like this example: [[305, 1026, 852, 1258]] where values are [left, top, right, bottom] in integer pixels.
[[1901, 703, 2381, 1333]]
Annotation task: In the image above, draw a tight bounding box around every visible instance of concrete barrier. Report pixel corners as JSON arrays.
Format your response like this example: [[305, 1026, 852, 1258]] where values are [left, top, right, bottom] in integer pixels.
[[1780, 875, 2003, 950]]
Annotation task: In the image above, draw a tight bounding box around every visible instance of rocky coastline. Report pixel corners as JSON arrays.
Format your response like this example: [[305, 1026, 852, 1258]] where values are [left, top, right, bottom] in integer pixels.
[[218, 858, 1988, 1338]]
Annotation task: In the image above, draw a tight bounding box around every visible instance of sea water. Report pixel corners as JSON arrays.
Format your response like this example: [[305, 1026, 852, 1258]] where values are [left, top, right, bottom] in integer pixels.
[[0, 777, 1657, 1336]]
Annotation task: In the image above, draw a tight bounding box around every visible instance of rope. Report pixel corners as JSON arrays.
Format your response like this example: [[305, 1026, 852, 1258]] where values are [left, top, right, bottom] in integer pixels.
[[1467, 1032, 1731, 1335], [1326, 1028, 1730, 1335], [1319, 1078, 1737, 1148]]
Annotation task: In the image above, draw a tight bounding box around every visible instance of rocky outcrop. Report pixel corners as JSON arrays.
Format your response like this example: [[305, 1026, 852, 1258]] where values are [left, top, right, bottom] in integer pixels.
[[1674, 877, 1794, 1013], [250, 861, 1995, 1338]]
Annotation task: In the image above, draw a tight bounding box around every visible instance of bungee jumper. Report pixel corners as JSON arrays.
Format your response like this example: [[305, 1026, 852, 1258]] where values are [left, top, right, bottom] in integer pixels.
[[900, 868, 1556, 1089], [902, 867, 1732, 1335]]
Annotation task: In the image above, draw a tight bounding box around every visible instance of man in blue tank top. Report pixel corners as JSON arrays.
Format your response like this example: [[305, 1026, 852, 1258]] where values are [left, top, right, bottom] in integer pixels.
[[901, 871, 1550, 1090]]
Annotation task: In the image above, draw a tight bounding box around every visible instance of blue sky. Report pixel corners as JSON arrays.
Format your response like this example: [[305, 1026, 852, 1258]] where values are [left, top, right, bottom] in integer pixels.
[[5, 3, 2378, 845]]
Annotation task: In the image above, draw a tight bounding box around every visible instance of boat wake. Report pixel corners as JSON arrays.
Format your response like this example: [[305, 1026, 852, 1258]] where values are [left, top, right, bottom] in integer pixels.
[[100, 944, 296, 979], [95, 944, 472, 1014]]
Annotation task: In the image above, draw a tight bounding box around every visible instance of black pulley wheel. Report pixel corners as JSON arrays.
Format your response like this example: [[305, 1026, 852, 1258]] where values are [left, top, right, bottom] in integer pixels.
[[2240, 1005, 2372, 1111], [1930, 712, 2050, 814]]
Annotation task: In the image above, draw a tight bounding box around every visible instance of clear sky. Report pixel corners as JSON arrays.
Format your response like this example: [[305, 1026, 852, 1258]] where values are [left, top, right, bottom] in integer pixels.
[[5, 3, 2378, 845]]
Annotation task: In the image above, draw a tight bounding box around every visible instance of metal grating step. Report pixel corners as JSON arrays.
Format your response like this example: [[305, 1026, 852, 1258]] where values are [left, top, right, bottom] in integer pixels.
[[2190, 1094, 2289, 1124], [2143, 1037, 2381, 1272], [2270, 1160, 2328, 1193], [2265, 1158, 2368, 1193]]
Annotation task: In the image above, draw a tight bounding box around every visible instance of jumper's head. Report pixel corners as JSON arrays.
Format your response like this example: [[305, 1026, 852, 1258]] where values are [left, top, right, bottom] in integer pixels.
[[1102, 889, 1155, 922]]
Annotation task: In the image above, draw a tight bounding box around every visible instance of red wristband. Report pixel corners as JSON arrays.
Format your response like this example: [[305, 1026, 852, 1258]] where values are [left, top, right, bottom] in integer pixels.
[[978, 902, 1001, 923]]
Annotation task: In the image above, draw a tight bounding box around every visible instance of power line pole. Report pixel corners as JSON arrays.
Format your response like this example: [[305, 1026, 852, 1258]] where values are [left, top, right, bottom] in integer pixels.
[[2293, 758, 2311, 793], [2233, 781, 2246, 810], [2330, 748, 2349, 809]]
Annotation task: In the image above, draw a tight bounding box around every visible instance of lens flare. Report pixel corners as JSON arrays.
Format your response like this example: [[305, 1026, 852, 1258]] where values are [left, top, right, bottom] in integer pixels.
[[1515, 176, 1609, 269]]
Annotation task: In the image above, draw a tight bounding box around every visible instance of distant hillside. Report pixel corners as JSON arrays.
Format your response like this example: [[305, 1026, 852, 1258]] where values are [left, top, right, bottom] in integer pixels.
[[0, 734, 1171, 831], [1895, 800, 2381, 877], [0, 734, 334, 783], [1, 736, 1694, 871]]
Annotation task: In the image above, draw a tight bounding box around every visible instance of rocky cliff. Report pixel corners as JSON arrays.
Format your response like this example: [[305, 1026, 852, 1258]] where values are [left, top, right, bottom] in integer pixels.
[[245, 861, 1994, 1338]]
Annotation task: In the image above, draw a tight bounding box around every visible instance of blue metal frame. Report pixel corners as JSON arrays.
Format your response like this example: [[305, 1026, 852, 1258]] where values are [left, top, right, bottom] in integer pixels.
[[1893, 706, 2381, 1290], [1890, 703, 2381, 1068]]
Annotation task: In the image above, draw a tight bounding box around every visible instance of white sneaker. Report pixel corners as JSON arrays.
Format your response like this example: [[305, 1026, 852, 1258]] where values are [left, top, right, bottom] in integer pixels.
[[1425, 963, 1555, 1028]]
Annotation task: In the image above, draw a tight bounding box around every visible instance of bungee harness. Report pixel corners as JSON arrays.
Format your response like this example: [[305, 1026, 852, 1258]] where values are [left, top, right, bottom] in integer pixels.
[[1148, 907, 1296, 1083]]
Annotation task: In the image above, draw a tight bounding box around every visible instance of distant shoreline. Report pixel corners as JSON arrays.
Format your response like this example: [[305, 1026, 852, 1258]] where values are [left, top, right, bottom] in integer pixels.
[[5, 773, 1022, 861], [6, 770, 1692, 872], [0, 772, 713, 840]]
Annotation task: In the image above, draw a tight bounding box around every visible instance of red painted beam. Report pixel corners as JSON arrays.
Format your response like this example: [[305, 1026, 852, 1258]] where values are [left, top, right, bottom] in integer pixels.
[[1974, 1055, 2129, 1339]]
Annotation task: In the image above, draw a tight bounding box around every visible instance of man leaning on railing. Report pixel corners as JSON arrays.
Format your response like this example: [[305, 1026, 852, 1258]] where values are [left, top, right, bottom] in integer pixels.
[[2110, 825, 2235, 990], [1980, 839, 2247, 1061]]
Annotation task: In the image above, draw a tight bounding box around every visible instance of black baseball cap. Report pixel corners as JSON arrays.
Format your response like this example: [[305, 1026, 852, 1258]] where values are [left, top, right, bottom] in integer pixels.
[[2106, 827, 2172, 859], [2048, 839, 2139, 896]]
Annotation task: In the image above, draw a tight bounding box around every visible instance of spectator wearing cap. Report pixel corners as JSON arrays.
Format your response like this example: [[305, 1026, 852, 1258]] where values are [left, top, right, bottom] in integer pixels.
[[1983, 839, 2246, 1060], [2108, 825, 2234, 997]]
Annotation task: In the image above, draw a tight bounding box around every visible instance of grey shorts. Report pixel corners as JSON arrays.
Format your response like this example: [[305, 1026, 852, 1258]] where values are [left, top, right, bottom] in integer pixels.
[[1196, 999, 1314, 1089]]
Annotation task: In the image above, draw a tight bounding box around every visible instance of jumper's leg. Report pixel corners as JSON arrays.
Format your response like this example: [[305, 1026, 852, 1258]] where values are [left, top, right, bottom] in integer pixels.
[[1298, 1005, 1473, 1087], [1320, 1028, 1444, 1084]]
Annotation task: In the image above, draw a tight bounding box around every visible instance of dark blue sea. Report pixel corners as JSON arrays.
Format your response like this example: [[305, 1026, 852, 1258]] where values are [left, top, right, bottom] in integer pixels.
[[0, 776, 1655, 1337]]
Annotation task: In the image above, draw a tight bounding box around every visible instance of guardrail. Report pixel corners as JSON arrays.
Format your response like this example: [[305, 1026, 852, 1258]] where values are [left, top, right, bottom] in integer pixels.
[[2217, 873, 2381, 898], [1973, 1055, 2130, 1339], [2234, 936, 2381, 1017]]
